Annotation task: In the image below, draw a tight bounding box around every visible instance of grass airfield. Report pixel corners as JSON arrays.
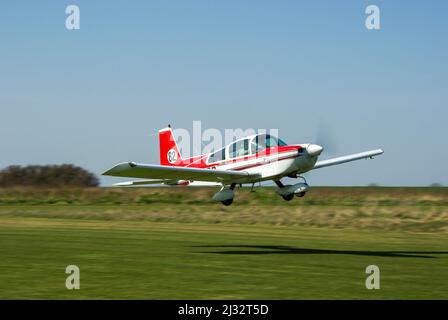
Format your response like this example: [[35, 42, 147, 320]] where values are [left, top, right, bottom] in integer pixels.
[[0, 187, 447, 299]]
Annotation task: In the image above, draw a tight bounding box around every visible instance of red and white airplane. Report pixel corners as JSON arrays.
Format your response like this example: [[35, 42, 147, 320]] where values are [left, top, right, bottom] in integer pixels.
[[103, 125, 383, 205]]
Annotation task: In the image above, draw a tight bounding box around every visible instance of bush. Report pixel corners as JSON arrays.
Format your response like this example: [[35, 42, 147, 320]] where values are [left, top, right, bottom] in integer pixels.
[[429, 183, 443, 187], [0, 164, 99, 187]]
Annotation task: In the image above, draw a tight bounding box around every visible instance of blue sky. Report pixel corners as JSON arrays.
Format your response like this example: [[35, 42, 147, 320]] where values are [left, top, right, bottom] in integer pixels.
[[0, 1, 447, 186]]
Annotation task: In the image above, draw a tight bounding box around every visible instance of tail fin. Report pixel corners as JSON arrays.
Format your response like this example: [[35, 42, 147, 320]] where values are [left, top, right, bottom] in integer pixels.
[[159, 126, 183, 166]]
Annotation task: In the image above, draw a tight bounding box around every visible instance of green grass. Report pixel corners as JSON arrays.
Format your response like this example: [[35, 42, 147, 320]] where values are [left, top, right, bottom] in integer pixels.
[[0, 187, 447, 299]]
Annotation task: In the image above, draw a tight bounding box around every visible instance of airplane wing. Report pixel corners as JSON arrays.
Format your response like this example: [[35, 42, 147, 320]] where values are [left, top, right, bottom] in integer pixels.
[[102, 162, 260, 184], [113, 180, 222, 187], [113, 179, 179, 186], [312, 149, 384, 170]]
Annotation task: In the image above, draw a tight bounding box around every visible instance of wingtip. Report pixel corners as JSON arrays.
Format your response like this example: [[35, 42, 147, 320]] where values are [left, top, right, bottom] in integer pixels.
[[101, 169, 112, 176], [102, 161, 137, 176]]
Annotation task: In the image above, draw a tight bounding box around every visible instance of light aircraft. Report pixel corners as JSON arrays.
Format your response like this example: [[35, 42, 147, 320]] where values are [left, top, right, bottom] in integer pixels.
[[103, 125, 383, 205]]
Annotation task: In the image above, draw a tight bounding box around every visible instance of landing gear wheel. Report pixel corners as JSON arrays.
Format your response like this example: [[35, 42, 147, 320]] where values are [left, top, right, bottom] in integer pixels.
[[295, 192, 306, 197], [221, 199, 233, 206], [282, 194, 294, 201]]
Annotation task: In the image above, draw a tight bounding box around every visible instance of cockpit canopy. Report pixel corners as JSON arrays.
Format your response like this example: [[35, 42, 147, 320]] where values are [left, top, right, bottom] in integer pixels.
[[251, 134, 287, 153], [207, 134, 288, 164]]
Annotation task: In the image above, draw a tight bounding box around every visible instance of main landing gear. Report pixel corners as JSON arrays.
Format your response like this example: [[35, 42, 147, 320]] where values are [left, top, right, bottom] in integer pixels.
[[213, 183, 236, 206], [221, 198, 233, 206]]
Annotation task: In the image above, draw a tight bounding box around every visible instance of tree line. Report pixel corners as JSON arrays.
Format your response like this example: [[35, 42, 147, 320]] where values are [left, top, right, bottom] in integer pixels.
[[0, 165, 99, 187]]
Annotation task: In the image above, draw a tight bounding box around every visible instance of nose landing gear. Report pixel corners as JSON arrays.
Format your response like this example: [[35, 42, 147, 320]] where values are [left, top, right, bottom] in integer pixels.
[[275, 177, 309, 201]]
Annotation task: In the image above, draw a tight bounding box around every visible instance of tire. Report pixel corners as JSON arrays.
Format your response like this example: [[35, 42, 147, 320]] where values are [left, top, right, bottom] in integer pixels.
[[282, 194, 294, 201], [221, 199, 233, 206], [295, 192, 306, 197]]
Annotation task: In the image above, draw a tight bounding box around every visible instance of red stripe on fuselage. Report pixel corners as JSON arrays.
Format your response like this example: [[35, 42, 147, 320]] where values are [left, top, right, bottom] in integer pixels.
[[175, 145, 301, 169]]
